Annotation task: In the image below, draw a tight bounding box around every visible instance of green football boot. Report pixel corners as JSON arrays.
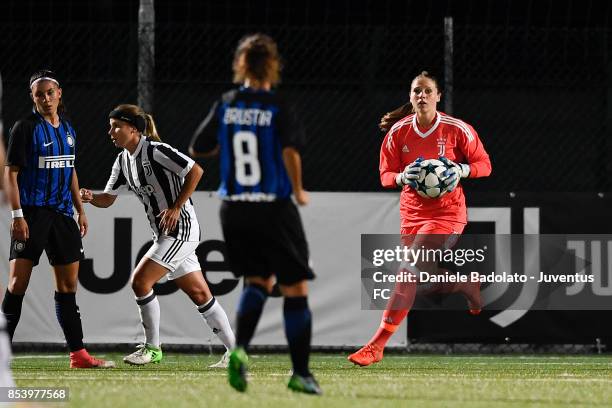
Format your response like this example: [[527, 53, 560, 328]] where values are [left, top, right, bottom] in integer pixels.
[[123, 344, 163, 365], [287, 373, 323, 395], [228, 347, 249, 392]]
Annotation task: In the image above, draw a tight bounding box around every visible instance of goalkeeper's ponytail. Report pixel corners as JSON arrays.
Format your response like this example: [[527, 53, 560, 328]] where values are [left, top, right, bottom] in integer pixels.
[[379, 103, 413, 132], [379, 71, 441, 132]]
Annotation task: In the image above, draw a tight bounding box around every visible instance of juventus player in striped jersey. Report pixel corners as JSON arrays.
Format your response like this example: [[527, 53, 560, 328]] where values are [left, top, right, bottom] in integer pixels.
[[348, 71, 491, 367], [80, 104, 235, 367]]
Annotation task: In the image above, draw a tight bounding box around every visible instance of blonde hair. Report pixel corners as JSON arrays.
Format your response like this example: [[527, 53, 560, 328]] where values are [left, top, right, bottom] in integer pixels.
[[232, 33, 281, 86], [112, 104, 161, 141]]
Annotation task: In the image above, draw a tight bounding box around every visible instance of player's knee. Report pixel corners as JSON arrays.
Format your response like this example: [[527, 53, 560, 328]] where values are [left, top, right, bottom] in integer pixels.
[[7, 279, 28, 295], [57, 281, 78, 293], [186, 287, 210, 305], [279, 280, 308, 297], [246, 277, 274, 293], [131, 276, 152, 296]]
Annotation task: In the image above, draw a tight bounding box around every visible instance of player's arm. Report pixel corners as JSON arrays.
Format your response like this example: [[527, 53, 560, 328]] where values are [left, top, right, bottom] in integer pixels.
[[440, 124, 491, 192], [159, 163, 203, 234], [70, 169, 89, 237], [84, 153, 126, 208], [282, 147, 309, 206], [79, 189, 117, 208], [5, 120, 33, 241], [172, 163, 203, 209], [152, 145, 203, 233], [380, 130, 417, 189], [5, 167, 20, 209], [0, 134, 5, 193], [456, 124, 492, 178], [5, 166, 28, 241], [276, 101, 310, 205], [189, 100, 220, 158]]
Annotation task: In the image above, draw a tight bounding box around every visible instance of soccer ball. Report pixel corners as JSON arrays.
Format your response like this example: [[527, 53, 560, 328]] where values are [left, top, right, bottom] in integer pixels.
[[414, 159, 449, 199]]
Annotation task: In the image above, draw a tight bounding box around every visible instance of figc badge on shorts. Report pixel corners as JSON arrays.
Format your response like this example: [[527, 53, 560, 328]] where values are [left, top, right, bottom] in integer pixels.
[[14, 241, 25, 253]]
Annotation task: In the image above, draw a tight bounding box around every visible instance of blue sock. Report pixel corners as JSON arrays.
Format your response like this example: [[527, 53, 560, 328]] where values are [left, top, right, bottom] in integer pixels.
[[235, 284, 268, 350], [283, 296, 311, 377]]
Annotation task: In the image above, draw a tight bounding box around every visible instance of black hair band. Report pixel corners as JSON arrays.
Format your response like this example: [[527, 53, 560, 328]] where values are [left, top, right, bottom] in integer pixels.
[[109, 110, 146, 132]]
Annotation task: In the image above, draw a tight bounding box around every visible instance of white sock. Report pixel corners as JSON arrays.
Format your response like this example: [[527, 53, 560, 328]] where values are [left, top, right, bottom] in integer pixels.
[[136, 290, 161, 348], [198, 297, 235, 351]]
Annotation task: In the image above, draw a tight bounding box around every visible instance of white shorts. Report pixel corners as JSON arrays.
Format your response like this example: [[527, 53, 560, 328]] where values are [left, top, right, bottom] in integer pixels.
[[145, 236, 201, 280]]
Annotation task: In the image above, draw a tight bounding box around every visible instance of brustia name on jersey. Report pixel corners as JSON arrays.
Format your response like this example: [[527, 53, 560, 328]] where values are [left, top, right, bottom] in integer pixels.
[[380, 111, 492, 227], [104, 136, 201, 242], [190, 87, 305, 202], [6, 111, 78, 217], [223, 107, 273, 127]]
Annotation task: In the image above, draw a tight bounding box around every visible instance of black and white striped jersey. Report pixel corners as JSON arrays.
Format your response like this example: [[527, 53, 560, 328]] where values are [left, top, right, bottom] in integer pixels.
[[104, 136, 201, 242]]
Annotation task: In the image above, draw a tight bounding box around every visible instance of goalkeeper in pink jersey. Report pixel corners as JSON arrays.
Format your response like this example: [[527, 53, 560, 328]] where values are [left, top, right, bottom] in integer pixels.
[[349, 71, 492, 367]]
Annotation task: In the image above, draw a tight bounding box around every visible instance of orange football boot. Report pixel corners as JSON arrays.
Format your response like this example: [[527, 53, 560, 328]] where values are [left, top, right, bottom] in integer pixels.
[[69, 349, 115, 368], [347, 343, 384, 366]]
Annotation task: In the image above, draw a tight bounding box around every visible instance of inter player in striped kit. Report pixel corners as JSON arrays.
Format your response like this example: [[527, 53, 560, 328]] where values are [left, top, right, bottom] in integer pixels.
[[79, 104, 235, 367], [348, 71, 492, 366], [190, 34, 321, 394], [2, 70, 114, 368]]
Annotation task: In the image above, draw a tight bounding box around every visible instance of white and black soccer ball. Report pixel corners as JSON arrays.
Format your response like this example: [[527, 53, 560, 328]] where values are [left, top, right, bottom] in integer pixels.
[[414, 158, 449, 199]]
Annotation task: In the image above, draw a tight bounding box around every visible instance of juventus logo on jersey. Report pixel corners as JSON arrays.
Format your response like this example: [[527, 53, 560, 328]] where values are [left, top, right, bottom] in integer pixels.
[[437, 135, 447, 157], [142, 159, 153, 176]]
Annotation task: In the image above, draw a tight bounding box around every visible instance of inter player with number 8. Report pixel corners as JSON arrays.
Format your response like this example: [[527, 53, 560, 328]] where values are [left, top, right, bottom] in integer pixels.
[[189, 34, 320, 394]]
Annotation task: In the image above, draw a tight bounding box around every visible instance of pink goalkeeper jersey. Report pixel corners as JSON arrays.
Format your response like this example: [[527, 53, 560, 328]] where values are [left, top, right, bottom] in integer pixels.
[[379, 111, 492, 228]]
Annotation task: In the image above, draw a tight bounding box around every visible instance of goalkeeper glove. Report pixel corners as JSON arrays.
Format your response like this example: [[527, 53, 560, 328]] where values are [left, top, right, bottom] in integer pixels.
[[395, 157, 423, 188], [439, 156, 470, 193]]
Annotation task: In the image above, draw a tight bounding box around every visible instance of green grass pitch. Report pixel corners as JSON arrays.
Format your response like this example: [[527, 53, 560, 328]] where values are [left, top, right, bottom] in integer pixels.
[[11, 353, 612, 407]]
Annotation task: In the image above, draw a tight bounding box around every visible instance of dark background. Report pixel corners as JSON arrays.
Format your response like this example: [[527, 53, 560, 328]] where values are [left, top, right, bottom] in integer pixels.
[[2, 0, 612, 346], [1, 0, 611, 192]]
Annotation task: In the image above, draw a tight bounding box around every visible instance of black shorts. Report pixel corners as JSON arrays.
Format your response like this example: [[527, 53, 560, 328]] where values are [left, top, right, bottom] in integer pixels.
[[220, 199, 315, 285], [9, 206, 84, 266]]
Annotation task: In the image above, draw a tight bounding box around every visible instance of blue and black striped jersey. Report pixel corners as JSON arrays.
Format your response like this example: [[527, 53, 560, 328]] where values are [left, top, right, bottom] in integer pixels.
[[6, 111, 77, 216], [191, 87, 305, 201]]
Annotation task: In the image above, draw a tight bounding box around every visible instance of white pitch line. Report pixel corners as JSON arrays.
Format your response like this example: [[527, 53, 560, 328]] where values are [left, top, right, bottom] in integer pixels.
[[14, 375, 227, 381]]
